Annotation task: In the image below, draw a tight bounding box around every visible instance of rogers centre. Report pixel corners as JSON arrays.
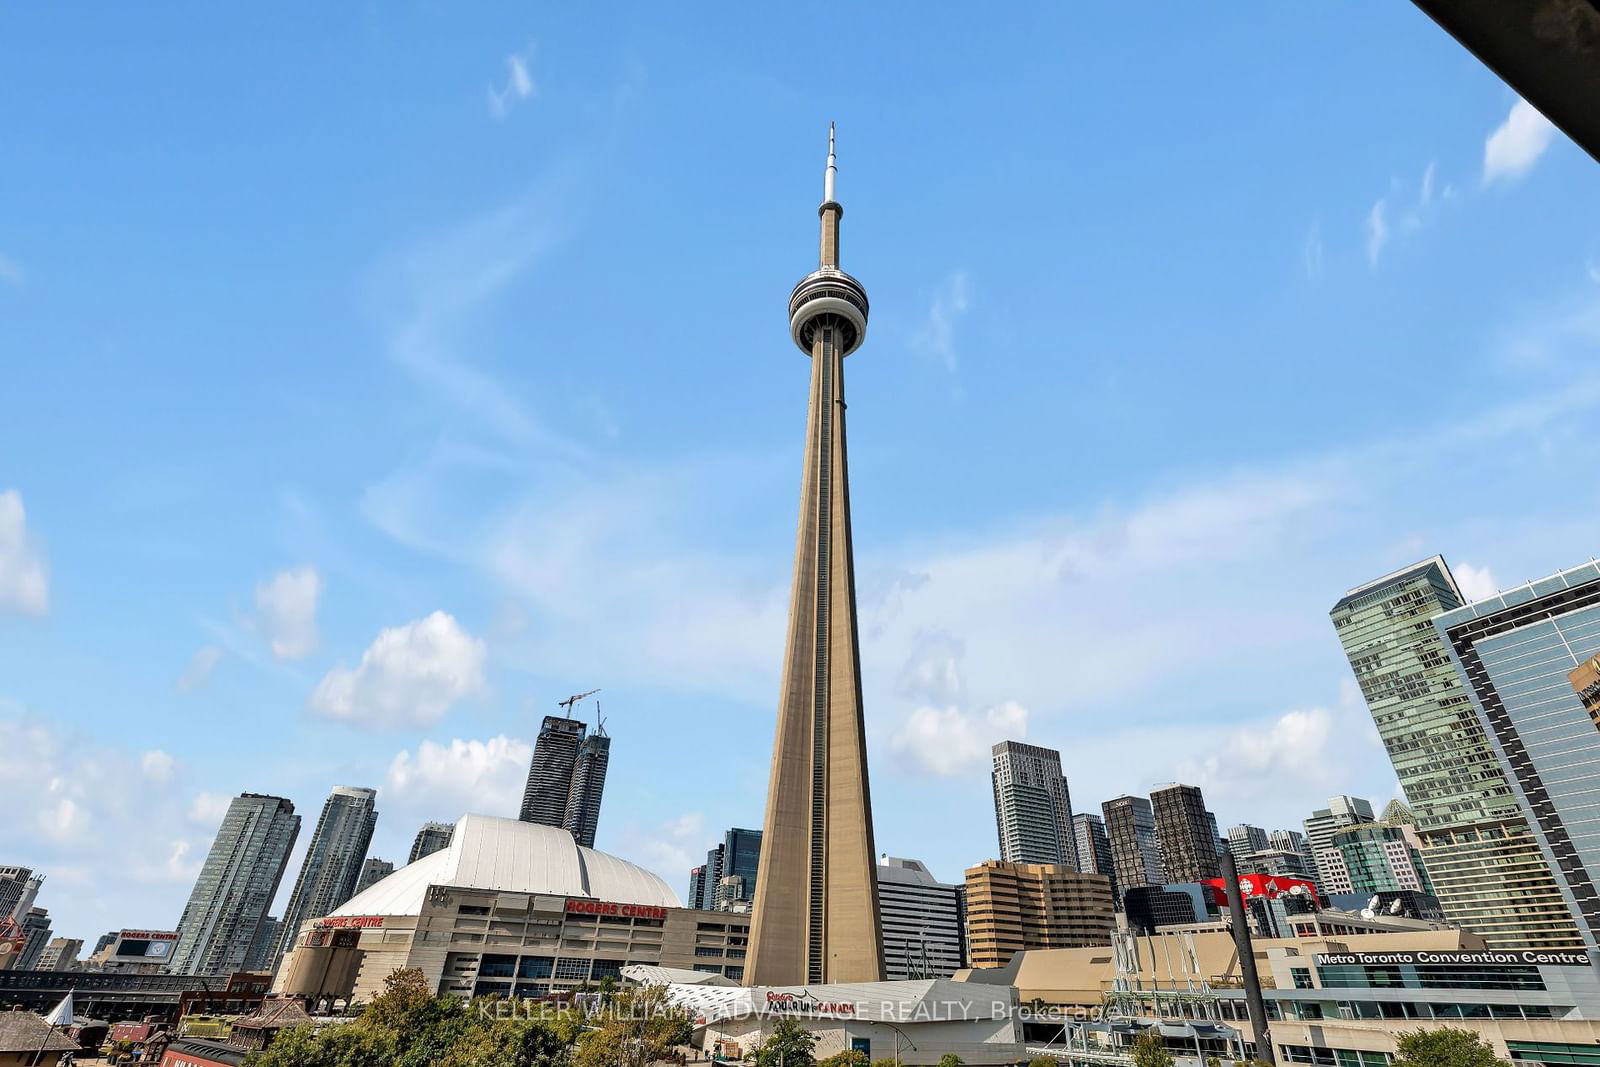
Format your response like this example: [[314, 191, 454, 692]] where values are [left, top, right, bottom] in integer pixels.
[[275, 814, 749, 1006]]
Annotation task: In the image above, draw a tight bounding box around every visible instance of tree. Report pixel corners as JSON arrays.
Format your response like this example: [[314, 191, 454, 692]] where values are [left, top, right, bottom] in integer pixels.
[[573, 984, 695, 1067], [1131, 1028, 1175, 1067], [247, 966, 579, 1067], [937, 1056, 965, 1067], [1027, 1058, 1057, 1067], [818, 1052, 869, 1067], [754, 1019, 817, 1067], [1391, 1028, 1511, 1067]]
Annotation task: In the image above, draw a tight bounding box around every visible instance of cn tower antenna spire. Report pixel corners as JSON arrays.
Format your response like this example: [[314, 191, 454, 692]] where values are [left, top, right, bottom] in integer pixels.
[[824, 121, 837, 205]]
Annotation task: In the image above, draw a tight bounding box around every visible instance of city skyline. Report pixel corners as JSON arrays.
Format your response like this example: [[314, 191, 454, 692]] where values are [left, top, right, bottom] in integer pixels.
[[3, 4, 1599, 945]]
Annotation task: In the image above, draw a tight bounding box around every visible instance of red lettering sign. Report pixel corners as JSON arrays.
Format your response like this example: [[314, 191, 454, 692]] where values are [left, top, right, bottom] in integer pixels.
[[565, 899, 668, 921], [120, 930, 178, 941], [315, 915, 385, 929], [1200, 875, 1318, 907]]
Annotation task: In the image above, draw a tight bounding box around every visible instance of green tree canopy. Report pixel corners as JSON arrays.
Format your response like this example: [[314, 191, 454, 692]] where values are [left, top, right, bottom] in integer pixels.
[[817, 1051, 868, 1067], [937, 1055, 965, 1067], [754, 1018, 817, 1067], [1392, 1027, 1511, 1067], [1131, 1028, 1175, 1067]]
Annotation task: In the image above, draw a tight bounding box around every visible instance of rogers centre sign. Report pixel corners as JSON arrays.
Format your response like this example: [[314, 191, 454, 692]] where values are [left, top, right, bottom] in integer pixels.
[[1316, 950, 1591, 967], [565, 899, 668, 920], [119, 930, 178, 941], [315, 915, 385, 929]]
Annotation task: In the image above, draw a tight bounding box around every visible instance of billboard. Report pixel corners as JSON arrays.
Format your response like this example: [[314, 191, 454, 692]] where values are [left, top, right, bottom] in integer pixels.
[[1199, 874, 1317, 907]]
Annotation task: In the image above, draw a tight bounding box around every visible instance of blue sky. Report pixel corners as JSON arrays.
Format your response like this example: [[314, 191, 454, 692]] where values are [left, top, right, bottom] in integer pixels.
[[3, 5, 1599, 945]]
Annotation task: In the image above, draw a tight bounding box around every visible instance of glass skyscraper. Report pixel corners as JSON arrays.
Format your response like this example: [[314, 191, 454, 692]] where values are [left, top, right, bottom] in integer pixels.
[[1437, 559, 1600, 961], [273, 785, 378, 967], [1151, 783, 1220, 883], [990, 740, 1077, 869], [170, 793, 300, 976], [1303, 795, 1375, 890], [1102, 795, 1163, 904], [519, 716, 610, 848], [1332, 556, 1581, 949]]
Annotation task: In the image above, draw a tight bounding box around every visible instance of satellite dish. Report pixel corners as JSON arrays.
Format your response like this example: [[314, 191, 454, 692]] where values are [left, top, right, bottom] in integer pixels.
[[1389, 899, 1404, 915], [1366, 895, 1380, 911], [1361, 908, 1376, 919]]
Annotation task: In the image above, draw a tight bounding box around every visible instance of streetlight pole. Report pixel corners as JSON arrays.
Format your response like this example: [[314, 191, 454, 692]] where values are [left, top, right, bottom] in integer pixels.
[[1221, 849, 1275, 1065]]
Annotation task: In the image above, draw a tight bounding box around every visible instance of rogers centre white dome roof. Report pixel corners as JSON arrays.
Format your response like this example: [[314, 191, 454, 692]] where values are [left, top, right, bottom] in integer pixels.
[[329, 813, 680, 918]]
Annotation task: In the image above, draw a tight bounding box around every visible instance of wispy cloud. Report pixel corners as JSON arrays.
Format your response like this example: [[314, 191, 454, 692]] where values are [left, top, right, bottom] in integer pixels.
[[1484, 98, 1556, 185], [254, 565, 322, 660], [488, 46, 536, 120], [176, 646, 223, 693], [1365, 198, 1389, 269], [1302, 221, 1324, 281], [911, 271, 971, 377], [0, 489, 48, 616]]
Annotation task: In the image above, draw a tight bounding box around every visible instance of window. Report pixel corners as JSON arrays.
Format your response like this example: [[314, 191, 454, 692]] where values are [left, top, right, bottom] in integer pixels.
[[458, 905, 491, 916], [1507, 1041, 1600, 1065], [518, 956, 554, 979], [554, 957, 591, 980], [694, 946, 724, 957], [1292, 967, 1314, 989]]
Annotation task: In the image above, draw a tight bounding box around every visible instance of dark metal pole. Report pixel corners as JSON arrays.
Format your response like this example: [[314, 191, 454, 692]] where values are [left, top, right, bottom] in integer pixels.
[[1221, 849, 1274, 1064]]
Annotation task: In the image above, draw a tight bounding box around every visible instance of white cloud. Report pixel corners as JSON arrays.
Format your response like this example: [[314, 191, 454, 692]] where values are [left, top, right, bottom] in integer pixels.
[[1365, 198, 1389, 269], [385, 734, 532, 818], [488, 47, 536, 119], [1453, 562, 1499, 603], [1302, 221, 1324, 282], [176, 647, 223, 693], [312, 611, 488, 728], [188, 791, 232, 828], [911, 271, 971, 375], [0, 713, 218, 938], [0, 490, 48, 616], [889, 700, 1029, 778], [255, 566, 322, 660], [0, 253, 21, 287], [318, 613, 487, 727], [1484, 98, 1556, 185], [615, 812, 706, 892], [141, 750, 176, 783]]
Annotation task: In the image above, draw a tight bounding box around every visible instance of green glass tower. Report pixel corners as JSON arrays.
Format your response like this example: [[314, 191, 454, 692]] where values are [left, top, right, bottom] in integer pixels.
[[1331, 556, 1582, 949]]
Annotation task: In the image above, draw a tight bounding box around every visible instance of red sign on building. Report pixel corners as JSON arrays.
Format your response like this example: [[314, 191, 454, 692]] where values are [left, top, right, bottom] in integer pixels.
[[314, 915, 385, 929], [1200, 874, 1317, 907], [565, 899, 668, 920]]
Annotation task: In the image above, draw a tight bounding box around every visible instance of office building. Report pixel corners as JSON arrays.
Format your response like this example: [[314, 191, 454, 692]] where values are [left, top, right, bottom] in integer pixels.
[[35, 937, 82, 972], [877, 857, 966, 980], [688, 866, 707, 913], [990, 741, 1077, 869], [16, 907, 51, 969], [518, 716, 610, 849], [1333, 556, 1582, 948], [275, 814, 750, 1002], [1204, 810, 1225, 866], [562, 731, 610, 849], [170, 793, 301, 976], [273, 786, 378, 967], [519, 716, 584, 827], [1318, 824, 1435, 897], [747, 128, 884, 986], [715, 829, 762, 912], [1247, 848, 1314, 880], [695, 844, 724, 912], [408, 821, 454, 864], [963, 860, 1114, 968], [987, 927, 1600, 1065], [1071, 813, 1114, 887], [1102, 795, 1162, 902], [1438, 559, 1600, 961], [0, 867, 38, 922], [355, 858, 393, 897], [1303, 796, 1375, 889], [1226, 824, 1269, 867], [1150, 784, 1220, 882], [1270, 828, 1312, 860]]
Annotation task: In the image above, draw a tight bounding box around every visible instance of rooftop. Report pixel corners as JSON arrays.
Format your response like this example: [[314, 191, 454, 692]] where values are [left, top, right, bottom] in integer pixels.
[[329, 813, 680, 919]]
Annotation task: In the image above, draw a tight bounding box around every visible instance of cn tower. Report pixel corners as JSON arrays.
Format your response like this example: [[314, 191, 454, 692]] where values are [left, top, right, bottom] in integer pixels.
[[746, 126, 885, 986]]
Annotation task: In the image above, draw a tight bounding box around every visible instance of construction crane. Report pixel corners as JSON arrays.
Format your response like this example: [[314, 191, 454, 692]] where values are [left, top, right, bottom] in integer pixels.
[[557, 688, 600, 719]]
